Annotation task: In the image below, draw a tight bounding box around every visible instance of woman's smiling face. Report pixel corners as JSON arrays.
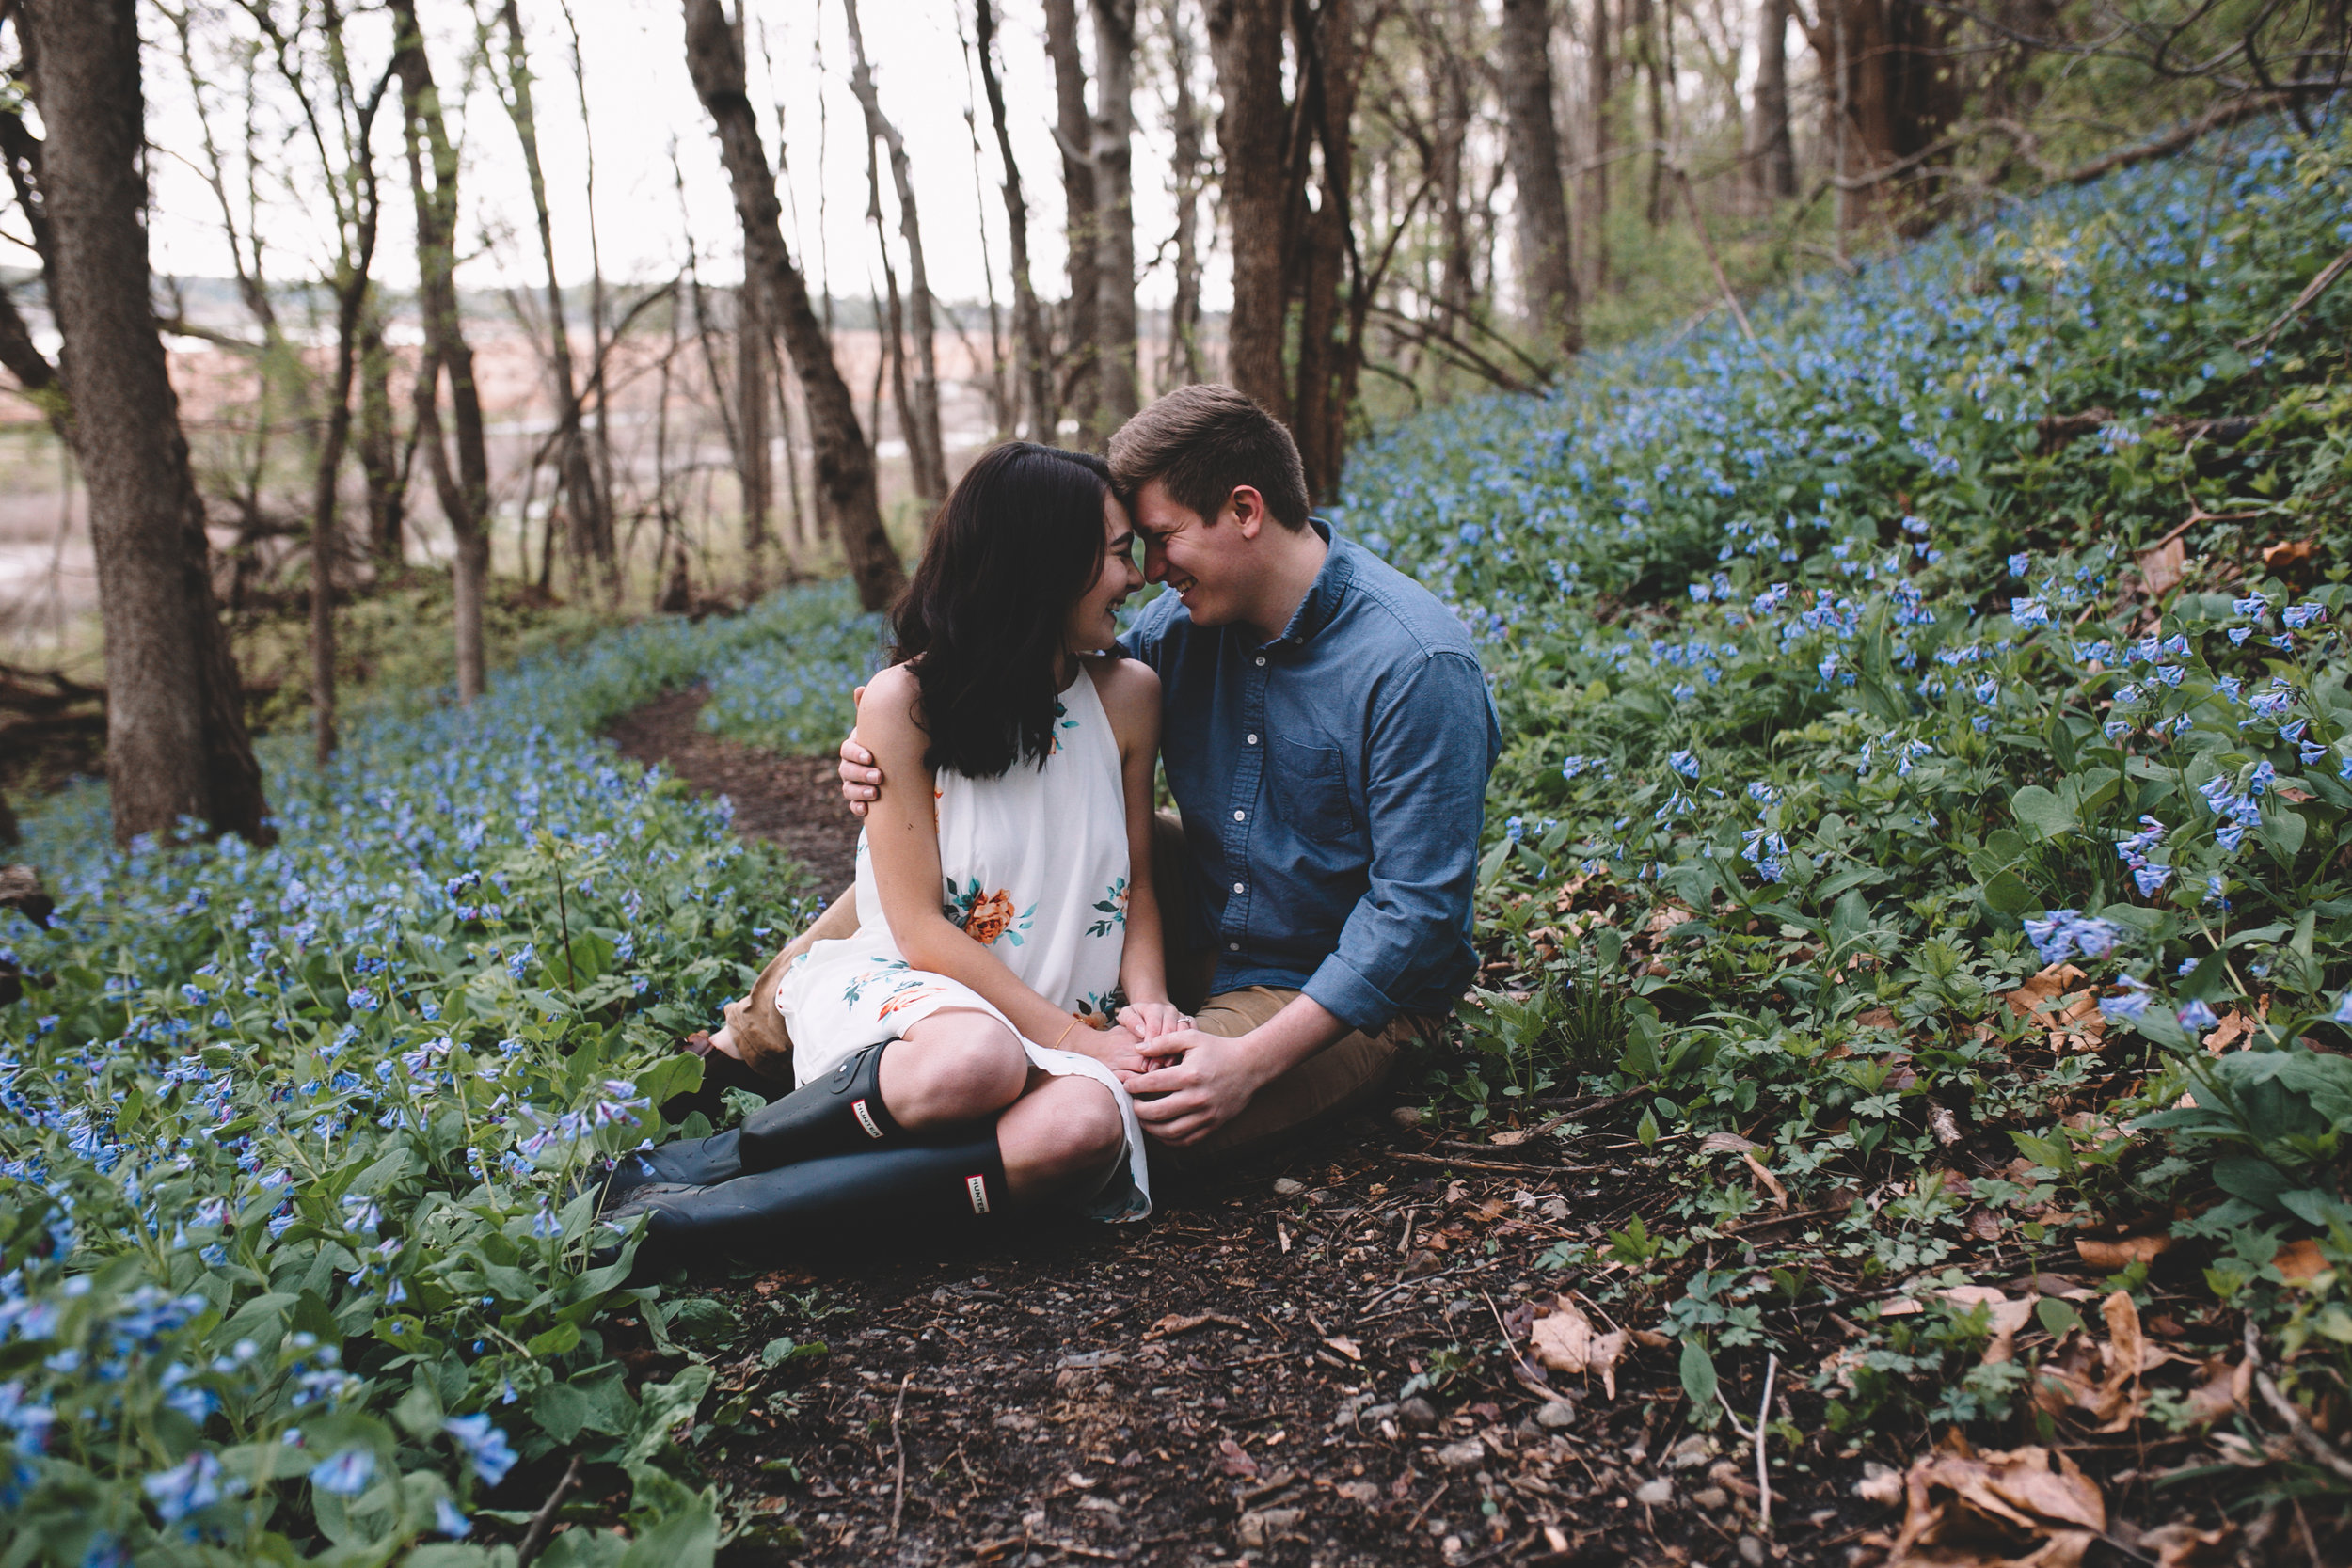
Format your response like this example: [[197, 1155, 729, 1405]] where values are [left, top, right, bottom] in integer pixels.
[[1065, 490, 1144, 656]]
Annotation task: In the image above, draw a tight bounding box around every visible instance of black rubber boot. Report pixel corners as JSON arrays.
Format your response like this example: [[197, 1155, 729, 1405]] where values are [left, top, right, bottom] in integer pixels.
[[588, 1132, 1009, 1279], [594, 1042, 902, 1212]]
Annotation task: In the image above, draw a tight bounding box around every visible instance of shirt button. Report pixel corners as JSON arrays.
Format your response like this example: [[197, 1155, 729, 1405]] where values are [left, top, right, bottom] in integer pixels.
[[1246, 734, 1259, 745], [1228, 942, 1240, 952], [1232, 809, 1246, 821], [1232, 881, 1246, 894], [1254, 656, 1266, 667]]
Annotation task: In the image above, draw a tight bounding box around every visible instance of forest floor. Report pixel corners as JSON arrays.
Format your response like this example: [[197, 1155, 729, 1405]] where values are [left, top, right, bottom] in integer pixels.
[[594, 690, 2263, 1568]]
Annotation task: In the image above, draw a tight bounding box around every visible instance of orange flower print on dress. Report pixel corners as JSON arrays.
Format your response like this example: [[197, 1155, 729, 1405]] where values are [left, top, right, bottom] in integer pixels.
[[943, 878, 1036, 947], [877, 982, 944, 1019]]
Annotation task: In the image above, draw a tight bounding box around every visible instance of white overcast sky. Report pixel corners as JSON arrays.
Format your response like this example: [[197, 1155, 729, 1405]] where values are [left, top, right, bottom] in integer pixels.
[[139, 0, 1221, 314]]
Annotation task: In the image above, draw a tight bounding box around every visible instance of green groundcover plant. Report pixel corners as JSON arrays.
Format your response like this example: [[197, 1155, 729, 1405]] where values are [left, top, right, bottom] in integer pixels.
[[1342, 111, 2352, 1469]]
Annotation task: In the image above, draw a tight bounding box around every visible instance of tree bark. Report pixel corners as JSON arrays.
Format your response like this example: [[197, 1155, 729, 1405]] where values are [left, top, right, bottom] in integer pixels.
[[1584, 0, 1612, 291], [843, 0, 946, 505], [974, 0, 1055, 438], [354, 308, 405, 564], [1161, 0, 1207, 388], [1498, 0, 1582, 355], [1750, 0, 1797, 199], [21, 0, 268, 844], [1207, 0, 1292, 421], [495, 0, 612, 594], [1634, 0, 1667, 226], [682, 0, 902, 612], [1287, 0, 1365, 504], [390, 0, 492, 703], [737, 282, 771, 594], [1044, 0, 1099, 434], [1089, 0, 1140, 437], [1815, 0, 1960, 232]]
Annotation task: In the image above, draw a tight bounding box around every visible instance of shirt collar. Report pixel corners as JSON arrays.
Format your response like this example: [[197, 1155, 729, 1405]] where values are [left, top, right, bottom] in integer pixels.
[[1263, 519, 1351, 650]]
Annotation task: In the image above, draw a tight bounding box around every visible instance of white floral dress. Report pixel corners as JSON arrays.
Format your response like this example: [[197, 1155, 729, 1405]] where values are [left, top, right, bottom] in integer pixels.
[[771, 661, 1149, 1220]]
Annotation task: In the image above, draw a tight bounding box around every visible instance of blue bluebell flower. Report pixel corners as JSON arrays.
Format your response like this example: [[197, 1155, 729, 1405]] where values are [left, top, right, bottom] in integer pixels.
[[310, 1448, 376, 1497]]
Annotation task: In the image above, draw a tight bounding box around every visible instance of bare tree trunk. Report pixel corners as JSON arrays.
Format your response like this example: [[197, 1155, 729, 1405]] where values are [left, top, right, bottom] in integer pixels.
[[1584, 0, 1613, 291], [843, 0, 946, 506], [683, 0, 903, 612], [1426, 3, 1477, 323], [738, 283, 770, 594], [390, 0, 492, 703], [354, 308, 405, 564], [495, 0, 612, 595], [1498, 0, 1582, 355], [1207, 0, 1292, 421], [1635, 0, 1667, 226], [21, 0, 268, 844], [1161, 0, 1207, 388], [975, 0, 1055, 439], [1808, 0, 1961, 233], [1288, 0, 1365, 503], [1750, 0, 1796, 199], [1090, 0, 1140, 438], [956, 12, 1011, 441], [556, 0, 619, 592], [1045, 0, 1098, 435]]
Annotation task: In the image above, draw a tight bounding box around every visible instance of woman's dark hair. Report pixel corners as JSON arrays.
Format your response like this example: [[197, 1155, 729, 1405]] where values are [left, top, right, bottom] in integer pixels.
[[891, 441, 1119, 779]]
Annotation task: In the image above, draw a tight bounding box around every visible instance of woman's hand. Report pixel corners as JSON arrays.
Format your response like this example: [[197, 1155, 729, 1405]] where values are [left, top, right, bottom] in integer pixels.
[[1064, 1022, 1149, 1081], [1117, 1000, 1191, 1042]]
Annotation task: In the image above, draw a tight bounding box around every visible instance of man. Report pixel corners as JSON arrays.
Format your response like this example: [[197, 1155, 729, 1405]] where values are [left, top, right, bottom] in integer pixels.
[[730, 384, 1498, 1164]]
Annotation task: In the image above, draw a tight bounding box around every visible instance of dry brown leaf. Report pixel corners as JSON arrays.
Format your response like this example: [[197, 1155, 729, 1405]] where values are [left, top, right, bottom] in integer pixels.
[[2174, 1356, 2249, 1427], [1144, 1311, 1247, 1341], [2262, 538, 2314, 569], [1857, 1006, 1900, 1030], [2137, 1522, 2237, 1568], [1885, 1435, 2105, 1568], [2201, 1008, 2252, 1053], [1700, 1132, 1759, 1154], [1938, 1286, 2039, 1366], [2003, 964, 2107, 1051], [1322, 1336, 1362, 1363], [1644, 901, 1698, 941], [1528, 1304, 1627, 1398], [1216, 1437, 1259, 1478], [2075, 1234, 2172, 1271], [2271, 1237, 2328, 1286], [2138, 537, 2186, 595], [1487, 1129, 1531, 1147]]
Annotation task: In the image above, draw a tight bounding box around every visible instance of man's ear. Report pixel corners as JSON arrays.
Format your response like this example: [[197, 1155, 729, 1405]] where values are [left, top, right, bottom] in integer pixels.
[[1227, 484, 1268, 541]]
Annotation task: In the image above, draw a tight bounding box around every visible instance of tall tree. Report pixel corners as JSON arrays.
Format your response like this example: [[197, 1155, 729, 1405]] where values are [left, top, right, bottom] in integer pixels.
[[1749, 0, 1797, 200], [1089, 0, 1141, 436], [1159, 0, 1207, 388], [389, 0, 492, 704], [1497, 0, 1582, 355], [843, 0, 946, 507], [1044, 0, 1098, 434], [1207, 0, 1290, 421], [973, 0, 1054, 437], [737, 282, 771, 593], [493, 0, 613, 594], [1799, 0, 1961, 232], [1583, 0, 1613, 291], [18, 0, 268, 844], [682, 0, 903, 612]]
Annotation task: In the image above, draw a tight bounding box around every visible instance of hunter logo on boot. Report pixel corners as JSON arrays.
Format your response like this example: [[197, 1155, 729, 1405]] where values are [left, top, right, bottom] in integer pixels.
[[965, 1175, 992, 1215], [851, 1099, 884, 1139]]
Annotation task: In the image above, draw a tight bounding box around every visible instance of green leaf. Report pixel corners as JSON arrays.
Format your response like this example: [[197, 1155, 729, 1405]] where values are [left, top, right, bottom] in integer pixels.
[[2009, 786, 2077, 841], [2035, 1298, 2082, 1339], [1677, 1338, 1718, 1412], [1980, 870, 2038, 917]]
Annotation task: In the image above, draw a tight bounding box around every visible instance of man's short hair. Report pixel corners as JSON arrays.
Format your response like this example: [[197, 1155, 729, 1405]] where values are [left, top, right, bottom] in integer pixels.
[[1107, 384, 1311, 531]]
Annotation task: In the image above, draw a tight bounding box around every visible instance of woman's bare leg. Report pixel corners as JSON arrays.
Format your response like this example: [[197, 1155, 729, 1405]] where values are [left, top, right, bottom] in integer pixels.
[[996, 1071, 1125, 1204], [880, 1008, 1031, 1129]]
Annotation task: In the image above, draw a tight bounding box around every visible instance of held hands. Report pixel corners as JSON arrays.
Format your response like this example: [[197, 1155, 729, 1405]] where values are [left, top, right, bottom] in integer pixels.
[[1067, 1021, 1149, 1079], [1125, 1029, 1266, 1147], [1116, 1000, 1191, 1042]]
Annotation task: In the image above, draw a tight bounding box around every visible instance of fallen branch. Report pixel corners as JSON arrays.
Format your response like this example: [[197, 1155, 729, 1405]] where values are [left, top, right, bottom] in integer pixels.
[[1755, 1351, 1778, 1535], [2237, 242, 2352, 350], [512, 1453, 583, 1568], [1388, 1149, 1613, 1176], [2245, 1317, 2352, 1484], [888, 1370, 912, 1540]]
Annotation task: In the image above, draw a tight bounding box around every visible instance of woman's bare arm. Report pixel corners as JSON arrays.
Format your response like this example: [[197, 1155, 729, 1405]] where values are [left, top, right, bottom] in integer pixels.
[[1096, 659, 1170, 1024]]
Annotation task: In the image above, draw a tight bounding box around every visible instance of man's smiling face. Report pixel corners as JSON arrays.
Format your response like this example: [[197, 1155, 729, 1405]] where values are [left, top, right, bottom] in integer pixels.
[[1132, 476, 1249, 628]]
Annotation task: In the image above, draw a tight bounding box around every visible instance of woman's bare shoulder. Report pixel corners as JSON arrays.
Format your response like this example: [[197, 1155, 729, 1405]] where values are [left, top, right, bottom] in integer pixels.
[[1091, 654, 1161, 714], [860, 662, 926, 745]]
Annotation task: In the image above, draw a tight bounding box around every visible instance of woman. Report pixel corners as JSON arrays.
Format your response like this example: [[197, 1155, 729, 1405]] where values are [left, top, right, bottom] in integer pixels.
[[593, 444, 1178, 1277]]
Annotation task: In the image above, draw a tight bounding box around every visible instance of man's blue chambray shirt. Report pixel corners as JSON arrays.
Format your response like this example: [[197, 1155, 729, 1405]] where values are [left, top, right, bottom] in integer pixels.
[[1120, 523, 1502, 1034]]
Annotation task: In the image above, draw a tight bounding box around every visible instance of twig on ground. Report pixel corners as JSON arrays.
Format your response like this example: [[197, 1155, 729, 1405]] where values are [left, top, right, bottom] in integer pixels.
[[1389, 1150, 1611, 1176], [514, 1453, 583, 1568], [1403, 1480, 1451, 1532], [2246, 1317, 2352, 1483], [1756, 1352, 1778, 1535], [889, 1370, 912, 1540]]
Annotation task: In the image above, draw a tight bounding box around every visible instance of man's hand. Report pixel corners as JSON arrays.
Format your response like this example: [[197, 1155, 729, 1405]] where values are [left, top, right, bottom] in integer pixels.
[[1126, 1029, 1268, 1146], [1116, 1000, 1190, 1042], [837, 687, 880, 817]]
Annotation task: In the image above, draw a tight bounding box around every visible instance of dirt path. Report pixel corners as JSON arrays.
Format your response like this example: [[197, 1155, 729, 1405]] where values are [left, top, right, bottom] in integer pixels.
[[599, 690, 1877, 1568], [608, 685, 862, 893]]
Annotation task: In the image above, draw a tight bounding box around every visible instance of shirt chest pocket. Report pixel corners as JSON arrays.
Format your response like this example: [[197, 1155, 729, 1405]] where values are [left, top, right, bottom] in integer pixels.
[[1270, 737, 1357, 844]]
